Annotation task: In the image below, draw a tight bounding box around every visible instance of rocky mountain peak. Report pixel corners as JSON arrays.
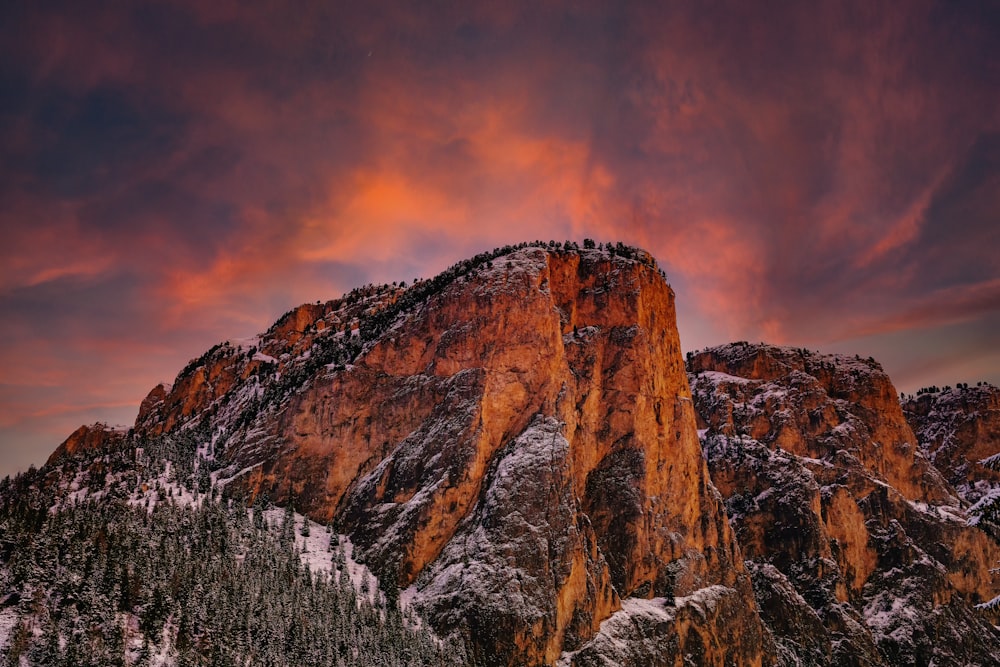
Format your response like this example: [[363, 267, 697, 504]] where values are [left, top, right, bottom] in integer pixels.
[[223, 244, 770, 665], [8, 244, 1000, 666], [688, 342, 953, 504], [689, 343, 1000, 664], [44, 422, 126, 468], [47, 242, 767, 665]]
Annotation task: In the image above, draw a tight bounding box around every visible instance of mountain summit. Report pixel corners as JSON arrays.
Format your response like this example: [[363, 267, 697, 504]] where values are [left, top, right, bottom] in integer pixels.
[[4, 242, 999, 666], [133, 243, 772, 665]]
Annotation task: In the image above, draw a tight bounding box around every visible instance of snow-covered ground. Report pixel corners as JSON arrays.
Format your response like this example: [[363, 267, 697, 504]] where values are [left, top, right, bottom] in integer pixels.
[[259, 509, 381, 605]]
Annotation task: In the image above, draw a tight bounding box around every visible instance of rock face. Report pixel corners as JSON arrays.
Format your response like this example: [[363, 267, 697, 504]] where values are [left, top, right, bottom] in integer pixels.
[[307, 249, 771, 665], [689, 343, 1000, 665], [45, 423, 125, 466], [43, 244, 1000, 666], [124, 246, 773, 666], [903, 384, 1000, 507], [688, 344, 953, 505]]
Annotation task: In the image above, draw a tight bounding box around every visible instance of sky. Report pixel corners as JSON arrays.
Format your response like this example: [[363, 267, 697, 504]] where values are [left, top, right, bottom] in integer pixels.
[[1, 0, 998, 477]]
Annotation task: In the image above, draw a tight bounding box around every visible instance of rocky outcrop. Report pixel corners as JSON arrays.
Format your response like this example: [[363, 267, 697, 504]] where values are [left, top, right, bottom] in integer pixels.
[[46, 242, 1000, 666], [45, 423, 125, 466], [133, 282, 409, 439], [688, 344, 953, 504], [109, 245, 774, 665], [256, 248, 771, 666], [903, 384, 1000, 505], [689, 343, 1000, 665]]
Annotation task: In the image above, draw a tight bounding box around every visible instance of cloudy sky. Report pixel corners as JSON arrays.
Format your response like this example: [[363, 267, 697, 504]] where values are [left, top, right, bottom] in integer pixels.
[[1, 0, 998, 476]]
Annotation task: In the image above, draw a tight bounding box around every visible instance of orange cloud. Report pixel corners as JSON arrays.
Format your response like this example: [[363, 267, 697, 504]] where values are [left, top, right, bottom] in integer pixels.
[[3, 0, 999, 475]]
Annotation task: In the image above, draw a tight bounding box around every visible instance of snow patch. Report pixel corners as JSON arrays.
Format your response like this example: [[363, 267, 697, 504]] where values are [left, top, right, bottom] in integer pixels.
[[228, 335, 261, 351], [675, 584, 735, 615], [259, 509, 382, 607], [557, 597, 676, 666], [906, 499, 966, 523], [0, 606, 18, 655]]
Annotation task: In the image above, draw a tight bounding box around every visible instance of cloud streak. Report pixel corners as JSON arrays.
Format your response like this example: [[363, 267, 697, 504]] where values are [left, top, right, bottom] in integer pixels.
[[1, 0, 998, 474]]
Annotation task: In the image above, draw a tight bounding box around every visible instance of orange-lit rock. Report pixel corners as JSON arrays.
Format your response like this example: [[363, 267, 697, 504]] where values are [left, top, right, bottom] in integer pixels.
[[688, 344, 952, 504], [233, 248, 770, 665], [47, 244, 1000, 665], [119, 246, 771, 665], [690, 343, 1000, 664], [46, 422, 125, 465]]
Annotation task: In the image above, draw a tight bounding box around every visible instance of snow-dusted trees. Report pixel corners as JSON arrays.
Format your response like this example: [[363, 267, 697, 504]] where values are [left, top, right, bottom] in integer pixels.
[[0, 459, 465, 667], [973, 453, 1000, 612]]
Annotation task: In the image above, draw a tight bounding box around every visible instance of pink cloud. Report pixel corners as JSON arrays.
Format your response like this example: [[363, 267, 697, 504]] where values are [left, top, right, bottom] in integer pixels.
[[2, 1, 998, 475]]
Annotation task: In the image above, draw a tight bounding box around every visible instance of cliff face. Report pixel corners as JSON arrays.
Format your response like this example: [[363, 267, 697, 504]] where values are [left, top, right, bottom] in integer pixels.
[[45, 423, 126, 466], [689, 344, 1000, 665], [268, 249, 771, 665], [688, 344, 953, 504], [43, 244, 1000, 666], [133, 289, 404, 438], [127, 246, 772, 666], [903, 384, 1000, 506]]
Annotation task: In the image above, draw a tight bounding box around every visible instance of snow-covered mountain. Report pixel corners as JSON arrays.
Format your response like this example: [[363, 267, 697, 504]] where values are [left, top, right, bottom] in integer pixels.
[[2, 242, 999, 666], [903, 383, 1000, 512], [688, 343, 1000, 665]]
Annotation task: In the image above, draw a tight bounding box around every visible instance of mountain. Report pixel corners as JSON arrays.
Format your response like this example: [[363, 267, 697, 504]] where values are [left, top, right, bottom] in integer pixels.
[[902, 383, 1000, 513], [2, 242, 999, 666], [688, 344, 1000, 665], [130, 242, 772, 665]]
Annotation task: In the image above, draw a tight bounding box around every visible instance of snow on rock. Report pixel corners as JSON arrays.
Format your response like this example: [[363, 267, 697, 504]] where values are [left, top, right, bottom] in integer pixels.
[[227, 335, 260, 351], [689, 342, 1000, 665], [412, 416, 572, 622], [399, 414, 619, 663], [557, 597, 676, 667], [903, 383, 1000, 508], [0, 606, 17, 655], [558, 587, 743, 667], [674, 584, 735, 618]]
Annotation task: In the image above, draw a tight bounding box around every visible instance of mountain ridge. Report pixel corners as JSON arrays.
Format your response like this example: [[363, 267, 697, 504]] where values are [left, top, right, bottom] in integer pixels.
[[4, 242, 1000, 666], [689, 342, 1000, 664]]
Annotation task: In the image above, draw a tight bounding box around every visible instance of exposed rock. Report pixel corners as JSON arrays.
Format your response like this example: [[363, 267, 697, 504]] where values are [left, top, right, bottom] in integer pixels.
[[688, 344, 952, 504], [45, 423, 125, 466], [689, 343, 1000, 665], [111, 245, 774, 665], [561, 585, 768, 667], [44, 244, 1000, 666], [133, 289, 405, 438], [903, 384, 1000, 507], [310, 248, 771, 665]]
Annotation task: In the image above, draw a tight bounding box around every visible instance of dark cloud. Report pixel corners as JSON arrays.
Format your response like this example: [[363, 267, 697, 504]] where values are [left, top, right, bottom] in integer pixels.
[[912, 133, 1000, 289], [24, 86, 185, 199], [1, 0, 999, 475], [0, 273, 146, 338]]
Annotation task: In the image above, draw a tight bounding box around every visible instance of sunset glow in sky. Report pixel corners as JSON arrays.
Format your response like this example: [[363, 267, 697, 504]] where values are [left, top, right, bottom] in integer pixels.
[[1, 1, 998, 476]]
